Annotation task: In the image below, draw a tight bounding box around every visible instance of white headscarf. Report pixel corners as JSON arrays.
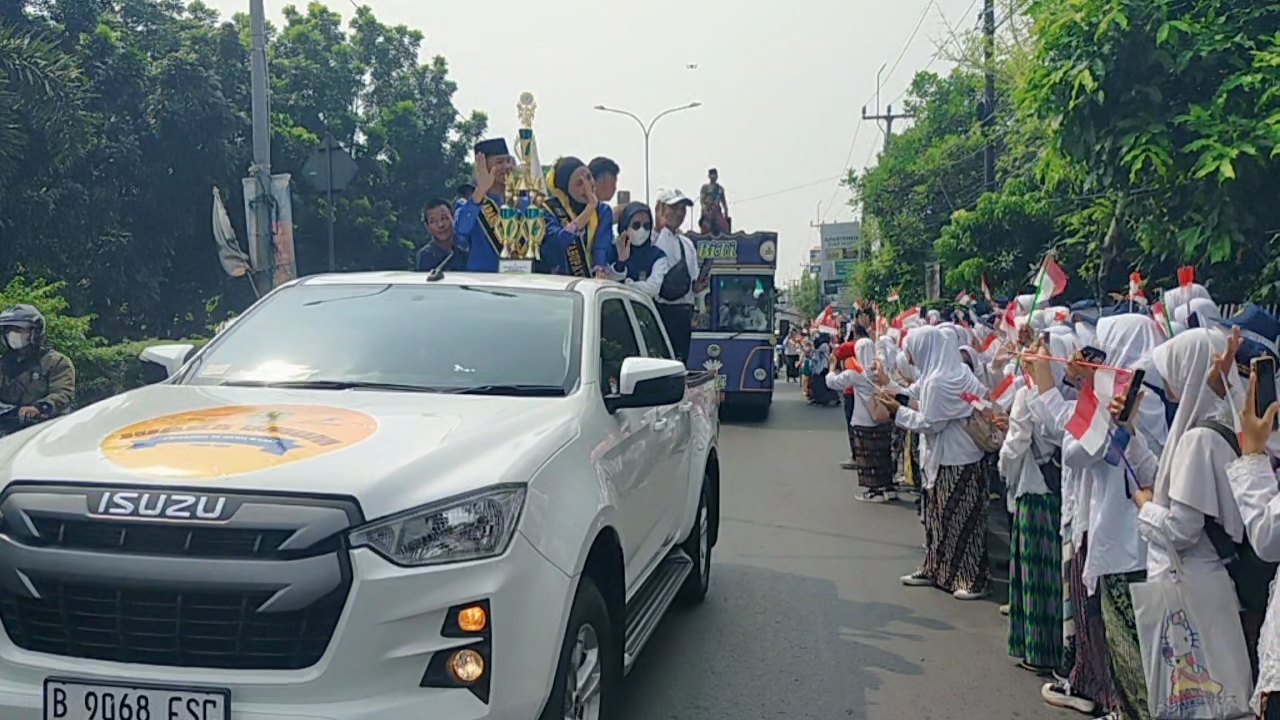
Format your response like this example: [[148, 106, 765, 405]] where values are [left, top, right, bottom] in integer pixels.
[[1163, 283, 1212, 318], [896, 350, 916, 382], [1048, 331, 1081, 388], [1173, 297, 1221, 330], [877, 335, 898, 374], [1151, 328, 1245, 542], [958, 345, 991, 389], [854, 336, 877, 374], [1096, 313, 1168, 449], [904, 326, 987, 422]]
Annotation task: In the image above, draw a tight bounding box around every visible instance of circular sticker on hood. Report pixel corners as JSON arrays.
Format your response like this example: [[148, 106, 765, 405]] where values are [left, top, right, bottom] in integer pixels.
[[101, 405, 378, 478]]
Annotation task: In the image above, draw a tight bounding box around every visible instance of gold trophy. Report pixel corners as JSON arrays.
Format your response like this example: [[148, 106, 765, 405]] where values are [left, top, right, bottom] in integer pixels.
[[496, 92, 548, 273]]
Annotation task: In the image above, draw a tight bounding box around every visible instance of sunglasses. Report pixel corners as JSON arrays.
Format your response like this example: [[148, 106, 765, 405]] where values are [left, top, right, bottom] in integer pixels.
[[629, 221, 652, 231]]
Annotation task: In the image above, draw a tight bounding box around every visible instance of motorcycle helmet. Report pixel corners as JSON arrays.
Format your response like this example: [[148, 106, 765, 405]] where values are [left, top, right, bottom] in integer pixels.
[[0, 304, 46, 351]]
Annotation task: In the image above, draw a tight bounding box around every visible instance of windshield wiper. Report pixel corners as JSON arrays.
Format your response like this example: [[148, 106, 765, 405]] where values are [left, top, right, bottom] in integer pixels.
[[219, 379, 438, 392], [445, 384, 567, 397]]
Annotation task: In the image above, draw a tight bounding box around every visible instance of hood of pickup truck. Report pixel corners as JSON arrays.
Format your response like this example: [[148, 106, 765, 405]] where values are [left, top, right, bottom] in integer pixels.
[[0, 384, 579, 520]]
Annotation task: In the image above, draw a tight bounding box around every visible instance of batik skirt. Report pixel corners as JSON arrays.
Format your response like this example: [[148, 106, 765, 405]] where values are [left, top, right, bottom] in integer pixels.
[[1007, 493, 1063, 668], [1100, 571, 1152, 720], [854, 423, 895, 489], [921, 461, 989, 593], [1066, 535, 1118, 710]]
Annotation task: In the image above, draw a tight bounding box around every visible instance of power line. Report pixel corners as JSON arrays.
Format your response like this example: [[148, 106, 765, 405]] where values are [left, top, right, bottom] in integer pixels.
[[734, 175, 847, 205]]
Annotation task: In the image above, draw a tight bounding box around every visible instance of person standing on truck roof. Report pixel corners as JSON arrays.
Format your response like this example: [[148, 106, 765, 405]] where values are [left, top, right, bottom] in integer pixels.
[[415, 198, 469, 273], [0, 304, 75, 421], [455, 137, 571, 273], [699, 168, 730, 236], [545, 156, 615, 277]]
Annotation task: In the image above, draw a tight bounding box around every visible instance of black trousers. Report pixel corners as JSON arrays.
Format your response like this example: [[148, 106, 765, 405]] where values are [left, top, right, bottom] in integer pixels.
[[842, 392, 857, 458], [657, 302, 693, 363]]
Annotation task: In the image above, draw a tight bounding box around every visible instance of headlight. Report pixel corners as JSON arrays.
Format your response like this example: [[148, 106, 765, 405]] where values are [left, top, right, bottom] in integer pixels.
[[349, 484, 526, 567]]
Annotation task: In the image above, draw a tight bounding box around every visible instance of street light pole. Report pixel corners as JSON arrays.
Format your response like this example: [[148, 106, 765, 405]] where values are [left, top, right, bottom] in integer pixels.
[[593, 102, 702, 205]]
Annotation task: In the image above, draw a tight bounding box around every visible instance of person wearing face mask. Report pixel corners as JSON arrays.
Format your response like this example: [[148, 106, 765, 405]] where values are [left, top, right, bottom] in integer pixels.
[[0, 305, 75, 423], [545, 156, 615, 277], [601, 202, 664, 285]]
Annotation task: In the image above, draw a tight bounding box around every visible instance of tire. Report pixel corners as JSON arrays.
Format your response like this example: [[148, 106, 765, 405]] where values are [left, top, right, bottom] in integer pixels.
[[539, 576, 620, 720], [676, 473, 713, 605]]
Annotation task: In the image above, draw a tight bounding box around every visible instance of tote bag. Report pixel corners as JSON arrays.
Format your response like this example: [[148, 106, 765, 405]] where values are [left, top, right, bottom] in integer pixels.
[[1129, 530, 1254, 719]]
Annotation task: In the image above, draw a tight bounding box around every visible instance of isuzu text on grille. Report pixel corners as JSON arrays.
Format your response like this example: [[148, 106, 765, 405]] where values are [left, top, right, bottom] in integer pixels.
[[91, 491, 228, 520]]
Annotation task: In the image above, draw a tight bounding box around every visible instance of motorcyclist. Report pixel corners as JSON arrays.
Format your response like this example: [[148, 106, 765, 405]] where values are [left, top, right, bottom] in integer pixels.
[[0, 304, 75, 421]]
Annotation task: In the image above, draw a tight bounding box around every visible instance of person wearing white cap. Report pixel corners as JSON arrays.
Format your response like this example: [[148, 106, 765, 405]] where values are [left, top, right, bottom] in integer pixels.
[[645, 188, 699, 362]]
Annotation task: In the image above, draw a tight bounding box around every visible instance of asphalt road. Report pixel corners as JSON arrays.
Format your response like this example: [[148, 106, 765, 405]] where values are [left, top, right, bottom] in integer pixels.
[[618, 383, 1078, 720]]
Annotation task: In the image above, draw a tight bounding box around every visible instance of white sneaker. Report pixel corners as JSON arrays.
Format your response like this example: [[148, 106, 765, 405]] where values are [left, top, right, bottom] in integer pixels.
[[999, 603, 1010, 616], [900, 572, 933, 587], [1040, 680, 1098, 714], [855, 490, 888, 503], [952, 588, 987, 601]]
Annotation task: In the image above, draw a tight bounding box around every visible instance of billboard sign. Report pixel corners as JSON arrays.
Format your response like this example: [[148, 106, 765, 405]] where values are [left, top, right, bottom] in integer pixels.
[[819, 221, 860, 250]]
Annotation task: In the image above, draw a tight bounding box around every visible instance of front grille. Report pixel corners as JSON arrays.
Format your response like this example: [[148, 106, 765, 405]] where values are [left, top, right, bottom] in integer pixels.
[[0, 579, 346, 669], [26, 516, 301, 559]]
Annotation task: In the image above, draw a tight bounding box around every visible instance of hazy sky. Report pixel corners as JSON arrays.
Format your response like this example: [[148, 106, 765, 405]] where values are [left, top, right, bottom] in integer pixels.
[[205, 0, 981, 283]]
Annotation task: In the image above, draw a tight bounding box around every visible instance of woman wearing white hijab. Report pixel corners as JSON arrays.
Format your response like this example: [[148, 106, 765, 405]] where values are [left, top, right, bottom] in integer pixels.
[[827, 326, 897, 501], [1225, 368, 1280, 713], [895, 346, 922, 494], [879, 326, 991, 599], [1002, 330, 1077, 673], [1173, 296, 1221, 331], [1035, 313, 1165, 719], [1119, 329, 1249, 720]]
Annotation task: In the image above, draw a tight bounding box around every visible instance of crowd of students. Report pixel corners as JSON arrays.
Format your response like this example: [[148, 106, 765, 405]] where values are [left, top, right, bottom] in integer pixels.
[[820, 287, 1280, 720]]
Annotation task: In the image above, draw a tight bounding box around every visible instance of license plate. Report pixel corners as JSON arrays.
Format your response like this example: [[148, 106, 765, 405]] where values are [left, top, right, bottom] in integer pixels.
[[45, 678, 229, 720]]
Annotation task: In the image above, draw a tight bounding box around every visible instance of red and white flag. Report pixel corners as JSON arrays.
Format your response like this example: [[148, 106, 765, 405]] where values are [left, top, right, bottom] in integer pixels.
[[893, 306, 921, 329], [961, 392, 990, 411], [1000, 301, 1019, 341], [1128, 272, 1148, 305], [990, 372, 1027, 411], [981, 275, 994, 303], [1034, 255, 1069, 300], [1152, 301, 1174, 338], [956, 290, 974, 306], [815, 304, 840, 335], [1065, 367, 1132, 455]]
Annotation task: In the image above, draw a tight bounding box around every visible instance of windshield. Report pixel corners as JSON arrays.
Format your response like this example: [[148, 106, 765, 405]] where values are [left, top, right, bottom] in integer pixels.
[[180, 283, 582, 393], [710, 275, 774, 332]]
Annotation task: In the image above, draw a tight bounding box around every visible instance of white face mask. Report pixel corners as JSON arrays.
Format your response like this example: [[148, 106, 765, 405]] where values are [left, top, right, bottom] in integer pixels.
[[6, 332, 27, 350], [630, 228, 650, 246]]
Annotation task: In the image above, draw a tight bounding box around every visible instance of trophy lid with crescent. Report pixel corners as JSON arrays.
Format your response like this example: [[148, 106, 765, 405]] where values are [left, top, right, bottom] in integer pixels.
[[517, 92, 537, 128]]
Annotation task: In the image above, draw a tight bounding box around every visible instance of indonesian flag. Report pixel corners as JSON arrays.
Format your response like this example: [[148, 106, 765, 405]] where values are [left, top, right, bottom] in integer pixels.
[[1065, 367, 1132, 456], [887, 289, 900, 303], [1000, 301, 1019, 341], [990, 372, 1026, 411], [1177, 265, 1196, 288], [956, 290, 974, 306], [893, 306, 921, 329], [961, 392, 990, 412], [815, 304, 840, 335], [981, 275, 994, 303], [1128, 272, 1148, 305], [979, 332, 1002, 354], [1033, 255, 1068, 300], [1152, 301, 1174, 338]]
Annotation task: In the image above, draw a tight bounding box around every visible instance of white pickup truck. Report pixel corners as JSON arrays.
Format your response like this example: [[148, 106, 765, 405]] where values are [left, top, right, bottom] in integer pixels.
[[0, 272, 721, 720]]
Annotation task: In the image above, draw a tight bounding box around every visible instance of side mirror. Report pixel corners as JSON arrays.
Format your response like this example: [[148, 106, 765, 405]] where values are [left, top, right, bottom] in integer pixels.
[[606, 357, 686, 413], [139, 344, 196, 382]]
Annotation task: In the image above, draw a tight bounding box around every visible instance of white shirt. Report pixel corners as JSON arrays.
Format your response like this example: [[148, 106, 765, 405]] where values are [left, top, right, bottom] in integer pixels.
[[652, 228, 697, 306], [893, 406, 983, 489], [826, 369, 879, 427], [1225, 453, 1280, 713]]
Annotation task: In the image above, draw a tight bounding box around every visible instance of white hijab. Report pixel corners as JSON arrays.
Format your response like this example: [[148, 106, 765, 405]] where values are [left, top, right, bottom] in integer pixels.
[[1096, 313, 1168, 448], [896, 350, 916, 382], [877, 336, 898, 374], [1173, 297, 1221, 330], [1151, 328, 1245, 541], [904, 326, 987, 422], [1163, 283, 1212, 318], [1048, 331, 1081, 388]]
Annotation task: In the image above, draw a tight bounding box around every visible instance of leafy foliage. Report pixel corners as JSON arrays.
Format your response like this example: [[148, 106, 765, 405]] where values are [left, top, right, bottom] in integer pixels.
[[1, 0, 482, 342]]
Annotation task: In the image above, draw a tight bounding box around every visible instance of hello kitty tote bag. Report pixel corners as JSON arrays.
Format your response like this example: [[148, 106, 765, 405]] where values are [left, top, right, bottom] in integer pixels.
[[1130, 533, 1253, 719]]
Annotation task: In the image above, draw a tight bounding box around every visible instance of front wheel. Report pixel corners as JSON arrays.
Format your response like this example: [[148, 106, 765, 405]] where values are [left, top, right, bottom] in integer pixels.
[[677, 474, 713, 604], [540, 576, 619, 720]]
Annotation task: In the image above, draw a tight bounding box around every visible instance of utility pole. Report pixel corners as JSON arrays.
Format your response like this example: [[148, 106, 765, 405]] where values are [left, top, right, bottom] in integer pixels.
[[249, 0, 274, 295], [861, 104, 914, 148], [981, 0, 997, 191]]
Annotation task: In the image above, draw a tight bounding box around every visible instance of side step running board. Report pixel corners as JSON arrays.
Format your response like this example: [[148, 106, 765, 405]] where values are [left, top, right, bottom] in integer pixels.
[[623, 549, 692, 674]]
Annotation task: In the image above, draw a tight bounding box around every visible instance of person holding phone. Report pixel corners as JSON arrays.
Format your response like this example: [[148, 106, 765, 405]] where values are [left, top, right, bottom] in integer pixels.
[[1226, 357, 1280, 716]]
